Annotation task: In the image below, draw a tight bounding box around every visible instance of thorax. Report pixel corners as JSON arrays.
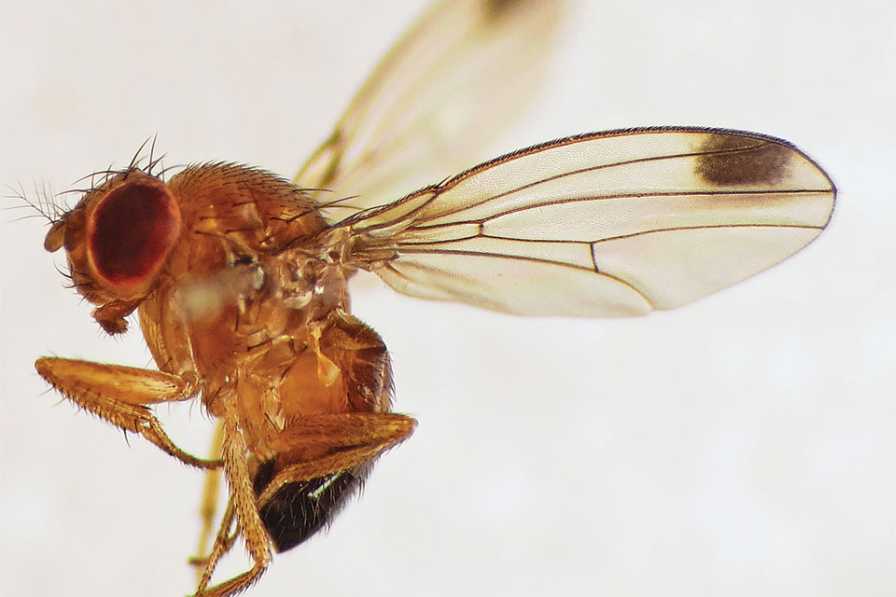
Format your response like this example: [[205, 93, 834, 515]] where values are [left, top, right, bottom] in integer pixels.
[[136, 164, 356, 453]]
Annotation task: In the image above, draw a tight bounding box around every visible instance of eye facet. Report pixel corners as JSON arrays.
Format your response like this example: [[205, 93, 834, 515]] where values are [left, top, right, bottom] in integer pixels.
[[86, 177, 181, 296]]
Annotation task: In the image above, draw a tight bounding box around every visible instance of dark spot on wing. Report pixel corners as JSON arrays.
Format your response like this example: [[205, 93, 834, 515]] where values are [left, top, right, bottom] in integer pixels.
[[484, 0, 523, 20], [696, 135, 792, 186]]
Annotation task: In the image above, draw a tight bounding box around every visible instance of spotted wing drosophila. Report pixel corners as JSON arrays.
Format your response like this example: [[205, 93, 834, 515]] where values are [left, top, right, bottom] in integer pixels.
[[30, 1, 835, 595]]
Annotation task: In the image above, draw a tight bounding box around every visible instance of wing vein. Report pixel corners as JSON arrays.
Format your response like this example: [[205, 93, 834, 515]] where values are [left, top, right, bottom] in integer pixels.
[[426, 141, 774, 221], [396, 247, 594, 272], [388, 248, 656, 310], [351, 141, 778, 234], [591, 223, 825, 244], [401, 188, 832, 229]]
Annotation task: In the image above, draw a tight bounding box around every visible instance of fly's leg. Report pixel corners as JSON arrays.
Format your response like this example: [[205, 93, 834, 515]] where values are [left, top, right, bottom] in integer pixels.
[[256, 308, 414, 506], [192, 412, 416, 597], [192, 497, 238, 585], [194, 405, 272, 597], [189, 419, 227, 579], [256, 412, 416, 508], [35, 357, 220, 469], [192, 310, 414, 596], [208, 500, 239, 567]]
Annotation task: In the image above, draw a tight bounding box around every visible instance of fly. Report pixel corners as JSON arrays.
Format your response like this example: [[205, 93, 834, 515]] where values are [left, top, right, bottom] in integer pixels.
[[29, 1, 835, 596]]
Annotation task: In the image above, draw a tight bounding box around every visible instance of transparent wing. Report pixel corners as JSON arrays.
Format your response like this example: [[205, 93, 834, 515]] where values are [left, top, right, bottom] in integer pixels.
[[294, 0, 565, 220], [341, 127, 836, 317]]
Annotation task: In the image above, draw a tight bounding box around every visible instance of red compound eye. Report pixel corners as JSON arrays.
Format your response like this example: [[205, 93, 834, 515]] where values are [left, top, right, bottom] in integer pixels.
[[87, 178, 180, 296]]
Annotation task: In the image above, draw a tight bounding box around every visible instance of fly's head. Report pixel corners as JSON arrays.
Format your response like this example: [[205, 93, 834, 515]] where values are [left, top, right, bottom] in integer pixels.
[[43, 167, 182, 334]]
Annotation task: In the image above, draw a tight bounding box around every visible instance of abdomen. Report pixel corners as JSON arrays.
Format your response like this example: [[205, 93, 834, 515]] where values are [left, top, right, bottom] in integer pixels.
[[252, 460, 369, 552]]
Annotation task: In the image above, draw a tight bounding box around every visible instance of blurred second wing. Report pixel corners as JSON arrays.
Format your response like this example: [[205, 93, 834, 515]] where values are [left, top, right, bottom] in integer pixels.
[[294, 0, 565, 219]]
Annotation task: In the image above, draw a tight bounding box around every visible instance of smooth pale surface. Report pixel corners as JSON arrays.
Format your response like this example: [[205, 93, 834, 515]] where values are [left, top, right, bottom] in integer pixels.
[[2, 2, 894, 597]]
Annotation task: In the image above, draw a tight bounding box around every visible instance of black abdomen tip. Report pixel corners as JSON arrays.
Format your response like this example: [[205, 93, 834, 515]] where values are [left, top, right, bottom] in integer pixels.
[[253, 460, 363, 553]]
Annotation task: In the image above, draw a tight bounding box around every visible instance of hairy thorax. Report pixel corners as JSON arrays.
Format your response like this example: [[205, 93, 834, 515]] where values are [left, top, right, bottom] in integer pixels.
[[136, 164, 381, 458]]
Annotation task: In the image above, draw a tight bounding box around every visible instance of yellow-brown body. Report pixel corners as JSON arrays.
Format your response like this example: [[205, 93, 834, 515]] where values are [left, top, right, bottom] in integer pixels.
[[29, 2, 837, 596], [36, 163, 413, 595], [138, 165, 391, 458]]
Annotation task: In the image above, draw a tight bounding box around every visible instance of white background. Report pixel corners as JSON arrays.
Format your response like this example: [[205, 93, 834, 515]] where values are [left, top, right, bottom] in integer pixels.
[[2, 1, 894, 596]]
